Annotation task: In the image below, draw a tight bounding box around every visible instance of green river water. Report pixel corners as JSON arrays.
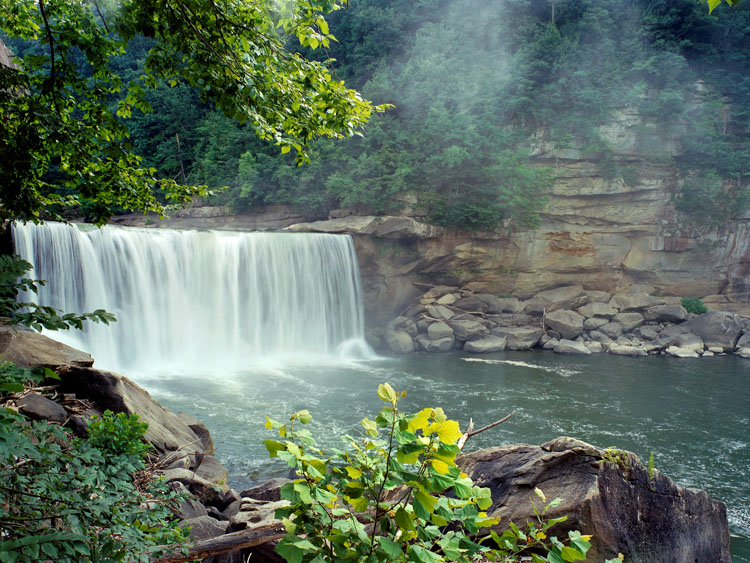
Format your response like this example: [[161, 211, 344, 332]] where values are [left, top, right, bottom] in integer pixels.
[[129, 350, 749, 560]]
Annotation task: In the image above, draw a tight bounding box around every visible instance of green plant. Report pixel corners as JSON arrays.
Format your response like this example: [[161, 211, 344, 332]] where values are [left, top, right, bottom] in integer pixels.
[[681, 297, 708, 314], [265, 383, 591, 562], [0, 363, 187, 562], [87, 410, 151, 458], [602, 447, 631, 471], [648, 451, 656, 483]]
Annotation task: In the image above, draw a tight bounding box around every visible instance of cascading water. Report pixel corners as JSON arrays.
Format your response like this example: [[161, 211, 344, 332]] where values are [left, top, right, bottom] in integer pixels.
[[12, 222, 373, 372]]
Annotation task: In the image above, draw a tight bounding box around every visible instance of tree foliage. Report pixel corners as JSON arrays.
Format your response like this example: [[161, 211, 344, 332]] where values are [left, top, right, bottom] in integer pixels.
[[0, 0, 385, 225]]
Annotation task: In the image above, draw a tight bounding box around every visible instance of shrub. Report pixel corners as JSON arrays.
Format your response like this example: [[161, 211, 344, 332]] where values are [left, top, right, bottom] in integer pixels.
[[265, 383, 591, 562], [681, 296, 708, 314]]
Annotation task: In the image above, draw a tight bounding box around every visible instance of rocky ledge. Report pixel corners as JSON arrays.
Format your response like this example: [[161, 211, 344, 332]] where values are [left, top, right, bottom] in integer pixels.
[[375, 283, 750, 359], [0, 328, 732, 562]]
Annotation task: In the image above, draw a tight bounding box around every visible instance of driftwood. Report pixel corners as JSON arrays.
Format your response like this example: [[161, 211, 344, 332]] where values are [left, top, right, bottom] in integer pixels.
[[154, 522, 285, 563]]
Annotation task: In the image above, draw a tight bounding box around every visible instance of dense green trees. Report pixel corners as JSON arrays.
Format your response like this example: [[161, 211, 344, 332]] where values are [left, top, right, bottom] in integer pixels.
[[61, 0, 746, 231]]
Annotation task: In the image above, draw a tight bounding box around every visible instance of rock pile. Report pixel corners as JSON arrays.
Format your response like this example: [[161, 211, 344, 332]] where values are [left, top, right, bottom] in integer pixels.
[[377, 284, 750, 358]]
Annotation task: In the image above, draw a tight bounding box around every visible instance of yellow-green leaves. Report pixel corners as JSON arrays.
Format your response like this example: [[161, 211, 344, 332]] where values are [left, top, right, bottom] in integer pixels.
[[376, 382, 398, 405], [361, 417, 378, 438], [707, 0, 741, 13]]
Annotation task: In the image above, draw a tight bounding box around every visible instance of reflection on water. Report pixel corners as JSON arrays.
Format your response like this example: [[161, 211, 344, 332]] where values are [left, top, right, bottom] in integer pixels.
[[129, 351, 750, 560]]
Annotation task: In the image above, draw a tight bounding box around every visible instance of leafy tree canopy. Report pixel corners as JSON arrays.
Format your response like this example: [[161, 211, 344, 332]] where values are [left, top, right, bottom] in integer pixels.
[[0, 0, 386, 225]]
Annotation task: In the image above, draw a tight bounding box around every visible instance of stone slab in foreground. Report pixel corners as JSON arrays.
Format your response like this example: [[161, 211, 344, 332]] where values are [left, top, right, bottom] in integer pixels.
[[459, 437, 730, 562]]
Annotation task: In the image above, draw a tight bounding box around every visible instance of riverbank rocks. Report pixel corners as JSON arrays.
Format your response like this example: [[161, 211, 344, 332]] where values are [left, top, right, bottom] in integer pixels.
[[458, 437, 731, 562], [0, 326, 94, 369], [380, 284, 750, 360]]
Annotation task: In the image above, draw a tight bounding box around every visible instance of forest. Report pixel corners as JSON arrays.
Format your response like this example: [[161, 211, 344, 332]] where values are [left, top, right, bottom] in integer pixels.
[[8, 0, 748, 231]]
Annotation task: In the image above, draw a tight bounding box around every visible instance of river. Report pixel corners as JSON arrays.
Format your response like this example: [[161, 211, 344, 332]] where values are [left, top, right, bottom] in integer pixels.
[[130, 350, 750, 561]]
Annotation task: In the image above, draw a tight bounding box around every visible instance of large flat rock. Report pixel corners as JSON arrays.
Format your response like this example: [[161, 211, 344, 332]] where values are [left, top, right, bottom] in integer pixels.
[[458, 437, 730, 562], [0, 326, 94, 369]]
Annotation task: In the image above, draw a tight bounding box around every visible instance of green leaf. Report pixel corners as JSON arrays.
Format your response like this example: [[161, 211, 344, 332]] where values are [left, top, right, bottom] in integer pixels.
[[376, 383, 398, 404], [560, 545, 587, 561], [394, 507, 415, 532]]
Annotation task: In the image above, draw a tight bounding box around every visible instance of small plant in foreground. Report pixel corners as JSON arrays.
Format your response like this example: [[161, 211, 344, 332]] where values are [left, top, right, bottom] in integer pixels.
[[681, 296, 708, 315], [265, 383, 591, 562]]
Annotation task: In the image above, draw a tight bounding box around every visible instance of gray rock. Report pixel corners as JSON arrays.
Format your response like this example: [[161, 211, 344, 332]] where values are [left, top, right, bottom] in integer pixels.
[[584, 317, 609, 330], [660, 322, 693, 339], [491, 327, 544, 350], [587, 330, 612, 345], [385, 330, 415, 354], [492, 313, 536, 327], [613, 312, 645, 332], [228, 500, 289, 532], [17, 393, 67, 423], [193, 455, 229, 488], [453, 296, 489, 313], [553, 339, 592, 355], [178, 411, 215, 455], [702, 350, 715, 357], [160, 468, 223, 506], [585, 341, 604, 353], [426, 304, 455, 321], [669, 333, 704, 353], [240, 478, 291, 502], [644, 304, 688, 323], [543, 337, 559, 349], [666, 346, 699, 358], [735, 332, 750, 350], [599, 322, 624, 339], [436, 293, 459, 306], [585, 290, 611, 303], [423, 286, 456, 299], [459, 438, 730, 562], [608, 344, 647, 356], [58, 367, 203, 455], [494, 297, 524, 314], [416, 334, 455, 352], [736, 347, 750, 359], [635, 326, 659, 341], [181, 515, 227, 541], [463, 336, 506, 353], [685, 312, 743, 350], [577, 302, 617, 319], [609, 293, 665, 312], [544, 310, 585, 340], [536, 285, 585, 305], [179, 497, 209, 520], [447, 319, 488, 341], [523, 295, 551, 314], [427, 321, 454, 340]]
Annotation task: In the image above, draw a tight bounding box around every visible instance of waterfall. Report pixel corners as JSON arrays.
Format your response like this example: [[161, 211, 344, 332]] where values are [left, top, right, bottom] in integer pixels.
[[12, 222, 373, 372]]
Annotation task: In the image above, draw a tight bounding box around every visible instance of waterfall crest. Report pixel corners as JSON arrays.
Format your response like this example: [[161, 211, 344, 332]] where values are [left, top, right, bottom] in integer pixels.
[[12, 222, 372, 371]]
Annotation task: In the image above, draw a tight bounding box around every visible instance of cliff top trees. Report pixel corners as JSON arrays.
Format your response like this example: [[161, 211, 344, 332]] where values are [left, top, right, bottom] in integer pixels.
[[0, 0, 385, 225]]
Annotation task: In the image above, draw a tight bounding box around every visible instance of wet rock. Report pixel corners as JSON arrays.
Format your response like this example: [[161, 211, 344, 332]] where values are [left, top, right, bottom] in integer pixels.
[[463, 335, 506, 353], [17, 393, 68, 423], [490, 327, 544, 350], [542, 337, 559, 349], [608, 344, 647, 356], [384, 330, 415, 354], [459, 438, 730, 562], [668, 333, 704, 353], [544, 310, 585, 340], [553, 339, 591, 355], [666, 346, 700, 358], [585, 341, 604, 353]]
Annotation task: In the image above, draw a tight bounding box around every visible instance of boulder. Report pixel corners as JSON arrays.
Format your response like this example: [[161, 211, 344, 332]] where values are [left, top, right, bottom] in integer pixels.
[[473, 294, 521, 314], [426, 304, 455, 321], [577, 302, 617, 319], [493, 313, 536, 327], [161, 468, 224, 506], [384, 330, 415, 354], [522, 295, 551, 314], [16, 393, 68, 423], [585, 290, 611, 303], [447, 319, 488, 341], [459, 438, 730, 562], [608, 344, 647, 356], [609, 293, 665, 312], [436, 293, 459, 306], [736, 347, 750, 359], [613, 312, 645, 332], [427, 322, 454, 340], [490, 327, 543, 350], [553, 339, 591, 355], [228, 500, 289, 532], [193, 455, 229, 488], [735, 332, 750, 350], [57, 366, 203, 454], [544, 310, 585, 340], [635, 326, 659, 341], [181, 515, 227, 541], [599, 322, 624, 339], [583, 317, 609, 330], [178, 411, 215, 455], [0, 326, 94, 369], [542, 337, 559, 350], [536, 285, 585, 305], [587, 330, 612, 345], [240, 478, 291, 502], [644, 304, 688, 323], [423, 286, 456, 300], [416, 334, 454, 352], [685, 312, 743, 350], [666, 346, 699, 358], [668, 333, 704, 353], [585, 341, 604, 353], [178, 497, 209, 520], [453, 296, 489, 313], [463, 336, 506, 353]]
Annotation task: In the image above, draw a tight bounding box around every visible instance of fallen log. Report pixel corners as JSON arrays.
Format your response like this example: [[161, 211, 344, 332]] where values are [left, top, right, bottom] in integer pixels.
[[154, 522, 285, 563]]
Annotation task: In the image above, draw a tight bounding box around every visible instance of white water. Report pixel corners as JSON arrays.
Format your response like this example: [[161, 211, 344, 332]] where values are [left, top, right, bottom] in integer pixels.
[[12, 222, 373, 372]]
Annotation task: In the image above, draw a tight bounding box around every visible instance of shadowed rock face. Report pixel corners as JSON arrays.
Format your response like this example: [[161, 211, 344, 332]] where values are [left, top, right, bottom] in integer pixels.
[[458, 437, 731, 563]]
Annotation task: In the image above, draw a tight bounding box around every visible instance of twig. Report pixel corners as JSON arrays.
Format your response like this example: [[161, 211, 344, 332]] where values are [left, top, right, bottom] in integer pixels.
[[457, 411, 516, 450]]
